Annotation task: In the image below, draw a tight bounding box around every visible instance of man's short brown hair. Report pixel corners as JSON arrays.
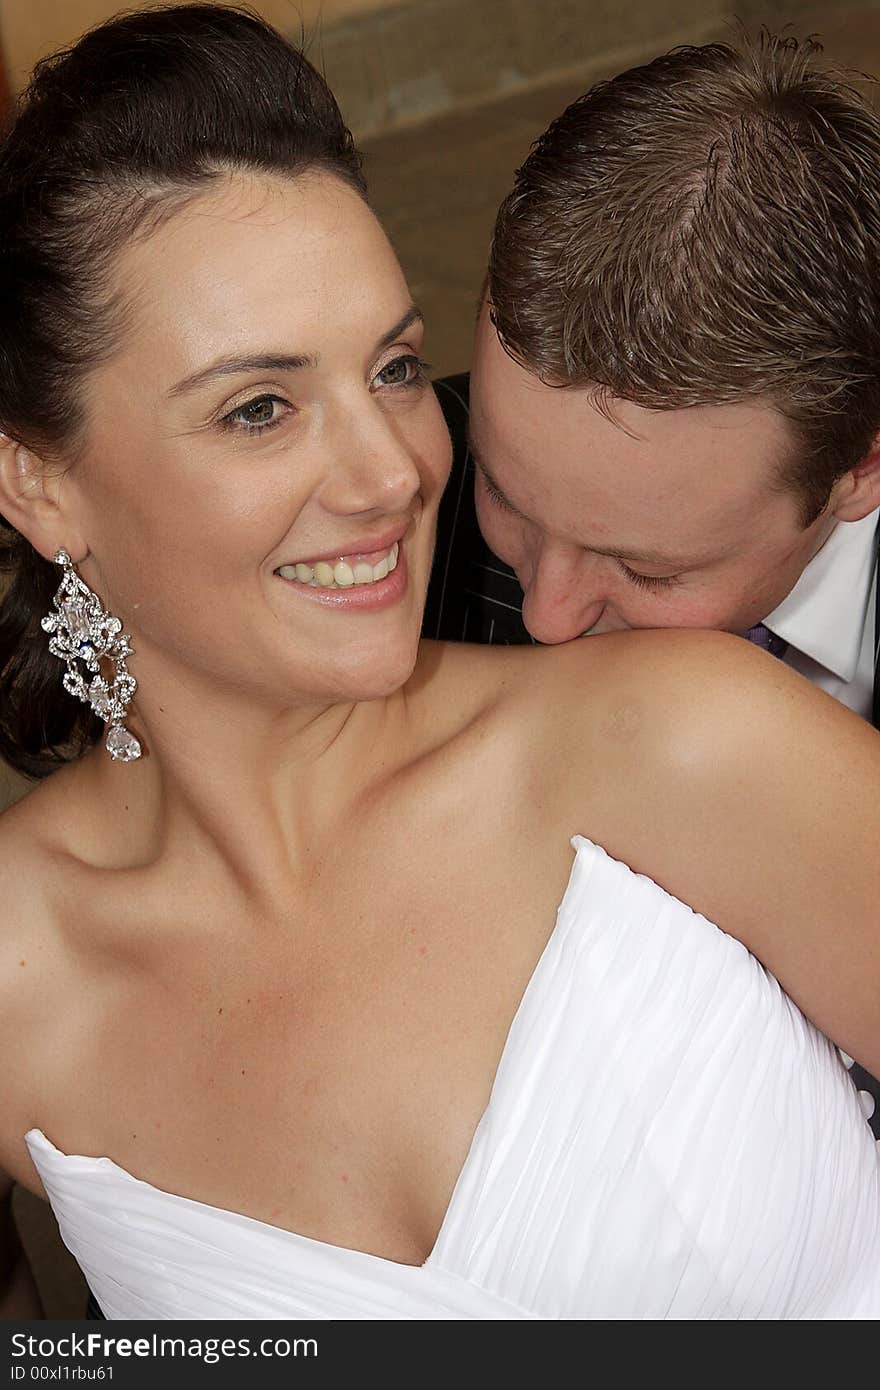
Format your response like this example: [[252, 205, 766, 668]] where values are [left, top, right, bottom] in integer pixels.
[[488, 34, 880, 523]]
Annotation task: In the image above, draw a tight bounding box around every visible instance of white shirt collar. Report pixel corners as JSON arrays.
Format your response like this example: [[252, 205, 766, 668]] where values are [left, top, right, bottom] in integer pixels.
[[764, 508, 879, 683]]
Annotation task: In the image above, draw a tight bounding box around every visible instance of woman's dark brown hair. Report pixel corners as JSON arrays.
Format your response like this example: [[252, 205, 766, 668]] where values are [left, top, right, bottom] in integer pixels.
[[0, 4, 364, 778]]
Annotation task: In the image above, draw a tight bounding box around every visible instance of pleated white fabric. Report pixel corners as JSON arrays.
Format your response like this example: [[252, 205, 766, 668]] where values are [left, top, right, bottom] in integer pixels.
[[26, 837, 880, 1320]]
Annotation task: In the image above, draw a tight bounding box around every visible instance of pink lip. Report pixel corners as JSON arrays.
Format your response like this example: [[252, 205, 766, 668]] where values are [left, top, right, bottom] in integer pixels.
[[276, 520, 410, 570], [275, 540, 409, 613]]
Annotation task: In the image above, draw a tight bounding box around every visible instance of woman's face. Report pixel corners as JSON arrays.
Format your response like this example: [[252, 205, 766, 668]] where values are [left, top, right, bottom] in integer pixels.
[[65, 170, 451, 709]]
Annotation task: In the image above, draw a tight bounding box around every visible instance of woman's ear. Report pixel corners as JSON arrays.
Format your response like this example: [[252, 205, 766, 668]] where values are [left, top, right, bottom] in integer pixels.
[[831, 437, 880, 522], [0, 433, 87, 561]]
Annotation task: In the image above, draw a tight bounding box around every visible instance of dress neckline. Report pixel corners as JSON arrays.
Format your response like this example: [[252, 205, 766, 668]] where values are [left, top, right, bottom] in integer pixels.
[[26, 836, 601, 1273]]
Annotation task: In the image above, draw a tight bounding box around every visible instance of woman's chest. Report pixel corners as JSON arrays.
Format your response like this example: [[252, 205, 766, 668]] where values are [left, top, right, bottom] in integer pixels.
[[23, 830, 577, 1263]]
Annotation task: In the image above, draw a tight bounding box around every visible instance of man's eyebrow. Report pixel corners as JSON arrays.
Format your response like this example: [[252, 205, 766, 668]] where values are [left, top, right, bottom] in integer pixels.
[[470, 440, 696, 569], [167, 305, 424, 398]]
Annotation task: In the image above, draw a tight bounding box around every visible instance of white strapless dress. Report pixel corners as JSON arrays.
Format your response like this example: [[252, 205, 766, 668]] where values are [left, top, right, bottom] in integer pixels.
[[26, 838, 880, 1320]]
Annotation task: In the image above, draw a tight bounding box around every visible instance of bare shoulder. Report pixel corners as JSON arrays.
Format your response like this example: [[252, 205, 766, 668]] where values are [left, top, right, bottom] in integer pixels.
[[416, 630, 799, 778], [0, 779, 68, 992], [618, 625, 880, 865], [593, 627, 879, 791], [420, 628, 879, 801], [0, 757, 89, 884], [514, 626, 880, 844], [0, 772, 88, 1179], [0, 781, 60, 952], [482, 626, 875, 768], [0, 757, 108, 973], [501, 628, 880, 1073]]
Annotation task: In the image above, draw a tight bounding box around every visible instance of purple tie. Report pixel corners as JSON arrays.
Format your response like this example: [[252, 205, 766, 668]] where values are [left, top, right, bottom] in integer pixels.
[[744, 623, 788, 659]]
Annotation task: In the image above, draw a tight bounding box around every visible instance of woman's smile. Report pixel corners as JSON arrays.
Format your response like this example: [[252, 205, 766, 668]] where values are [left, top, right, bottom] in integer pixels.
[[274, 528, 410, 610], [278, 540, 398, 586]]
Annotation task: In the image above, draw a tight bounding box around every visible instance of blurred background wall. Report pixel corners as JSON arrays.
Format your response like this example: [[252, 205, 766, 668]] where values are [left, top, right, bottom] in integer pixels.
[[2, 0, 880, 1316], [3, 0, 879, 134], [0, 1, 394, 97], [2, 1, 879, 392], [2, 0, 879, 395]]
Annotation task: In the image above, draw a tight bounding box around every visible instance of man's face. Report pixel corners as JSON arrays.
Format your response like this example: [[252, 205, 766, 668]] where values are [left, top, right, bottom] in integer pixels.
[[469, 309, 839, 642]]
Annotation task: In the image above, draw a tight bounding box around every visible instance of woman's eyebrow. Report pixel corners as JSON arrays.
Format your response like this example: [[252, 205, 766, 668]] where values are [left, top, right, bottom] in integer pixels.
[[167, 351, 317, 398], [166, 306, 424, 399], [376, 305, 423, 352]]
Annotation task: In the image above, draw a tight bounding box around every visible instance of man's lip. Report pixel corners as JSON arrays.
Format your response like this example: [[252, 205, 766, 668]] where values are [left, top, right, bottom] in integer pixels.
[[274, 521, 410, 570]]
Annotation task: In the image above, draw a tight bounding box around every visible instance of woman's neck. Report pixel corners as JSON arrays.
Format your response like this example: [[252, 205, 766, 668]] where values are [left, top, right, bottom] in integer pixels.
[[78, 655, 419, 896]]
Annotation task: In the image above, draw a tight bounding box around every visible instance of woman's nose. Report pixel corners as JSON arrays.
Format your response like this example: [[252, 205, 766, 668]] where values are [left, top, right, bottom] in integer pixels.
[[521, 545, 607, 644], [319, 405, 422, 516]]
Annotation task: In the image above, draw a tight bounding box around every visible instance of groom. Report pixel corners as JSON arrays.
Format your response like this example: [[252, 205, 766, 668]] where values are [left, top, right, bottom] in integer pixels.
[[423, 34, 880, 1135]]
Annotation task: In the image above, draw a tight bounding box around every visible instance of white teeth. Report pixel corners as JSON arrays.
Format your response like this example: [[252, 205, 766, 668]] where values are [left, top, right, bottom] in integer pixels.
[[278, 541, 400, 590]]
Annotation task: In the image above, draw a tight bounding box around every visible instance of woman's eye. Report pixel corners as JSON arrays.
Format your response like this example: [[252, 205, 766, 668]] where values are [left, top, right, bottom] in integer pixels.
[[372, 355, 430, 390], [220, 394, 289, 434], [620, 564, 679, 591]]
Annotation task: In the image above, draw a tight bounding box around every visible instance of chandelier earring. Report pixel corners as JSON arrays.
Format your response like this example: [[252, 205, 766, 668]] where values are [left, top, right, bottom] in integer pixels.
[[41, 550, 142, 762]]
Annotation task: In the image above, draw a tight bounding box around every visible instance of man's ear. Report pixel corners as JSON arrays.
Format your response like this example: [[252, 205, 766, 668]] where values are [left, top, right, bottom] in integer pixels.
[[831, 437, 880, 522], [0, 433, 87, 562]]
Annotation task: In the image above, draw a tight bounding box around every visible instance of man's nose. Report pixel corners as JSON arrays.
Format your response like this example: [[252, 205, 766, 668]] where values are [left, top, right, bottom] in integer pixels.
[[520, 544, 606, 644]]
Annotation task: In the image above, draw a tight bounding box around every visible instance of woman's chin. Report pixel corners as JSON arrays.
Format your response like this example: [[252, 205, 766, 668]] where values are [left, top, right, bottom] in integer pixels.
[[337, 653, 420, 704], [292, 638, 421, 708]]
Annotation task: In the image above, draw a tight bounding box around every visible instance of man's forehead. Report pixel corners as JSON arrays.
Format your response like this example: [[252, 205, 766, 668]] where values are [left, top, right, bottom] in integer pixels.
[[472, 314, 788, 462], [469, 316, 804, 568], [471, 444, 714, 568], [472, 405, 795, 572]]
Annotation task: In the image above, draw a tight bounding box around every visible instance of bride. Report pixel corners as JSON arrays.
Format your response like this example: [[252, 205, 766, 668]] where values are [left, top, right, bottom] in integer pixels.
[[0, 6, 877, 1320]]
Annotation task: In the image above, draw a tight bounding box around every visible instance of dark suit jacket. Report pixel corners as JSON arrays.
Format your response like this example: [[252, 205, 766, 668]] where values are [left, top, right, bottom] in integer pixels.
[[423, 375, 533, 646], [425, 372, 880, 1138]]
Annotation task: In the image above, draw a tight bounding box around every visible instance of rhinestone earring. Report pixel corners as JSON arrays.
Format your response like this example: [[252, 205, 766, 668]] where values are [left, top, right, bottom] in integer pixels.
[[41, 550, 142, 762]]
